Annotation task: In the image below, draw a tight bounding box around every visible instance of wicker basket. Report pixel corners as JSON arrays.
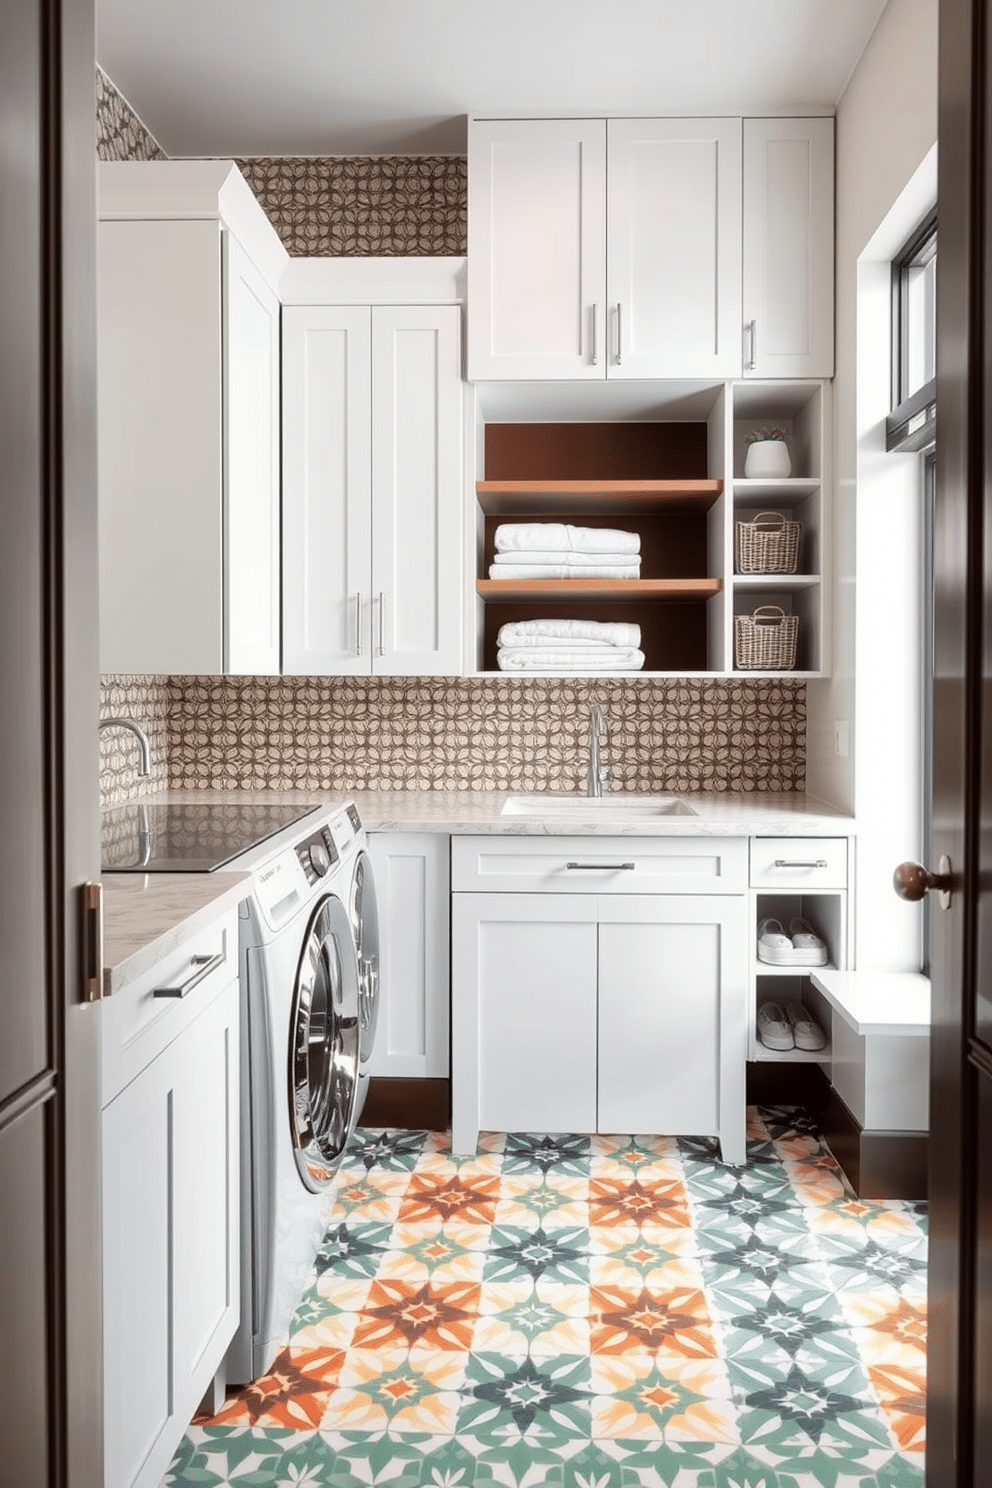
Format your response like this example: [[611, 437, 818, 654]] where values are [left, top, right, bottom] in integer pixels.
[[735, 511, 801, 574], [735, 605, 799, 670]]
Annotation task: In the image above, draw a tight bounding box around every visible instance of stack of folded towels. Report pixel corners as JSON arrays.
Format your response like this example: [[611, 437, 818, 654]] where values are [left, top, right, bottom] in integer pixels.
[[488, 522, 641, 580], [496, 618, 645, 672]]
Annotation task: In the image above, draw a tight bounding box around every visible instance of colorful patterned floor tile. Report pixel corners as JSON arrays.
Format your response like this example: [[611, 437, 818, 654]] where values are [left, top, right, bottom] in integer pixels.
[[168, 1107, 926, 1487]]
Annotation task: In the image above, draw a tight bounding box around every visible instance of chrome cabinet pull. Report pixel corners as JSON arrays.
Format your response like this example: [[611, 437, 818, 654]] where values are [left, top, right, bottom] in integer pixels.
[[772, 858, 828, 869], [376, 592, 385, 656], [614, 303, 623, 365], [154, 950, 225, 1000], [745, 318, 757, 370], [565, 861, 635, 871], [354, 593, 363, 656], [590, 304, 598, 366]]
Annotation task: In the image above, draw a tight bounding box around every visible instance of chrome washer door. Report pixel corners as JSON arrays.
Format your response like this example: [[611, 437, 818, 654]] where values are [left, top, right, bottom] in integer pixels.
[[350, 850, 381, 1066], [289, 894, 359, 1191]]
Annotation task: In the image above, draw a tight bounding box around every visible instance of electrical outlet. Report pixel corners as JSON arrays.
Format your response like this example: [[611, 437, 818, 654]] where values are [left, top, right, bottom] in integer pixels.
[[834, 720, 850, 758]]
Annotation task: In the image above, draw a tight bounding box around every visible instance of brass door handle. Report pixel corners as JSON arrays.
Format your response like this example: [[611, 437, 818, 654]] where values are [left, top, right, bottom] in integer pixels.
[[893, 855, 953, 910]]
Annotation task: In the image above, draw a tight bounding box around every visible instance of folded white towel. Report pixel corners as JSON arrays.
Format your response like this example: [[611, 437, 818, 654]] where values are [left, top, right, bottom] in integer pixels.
[[489, 562, 641, 580], [494, 522, 641, 556], [497, 619, 642, 649], [492, 549, 639, 567], [497, 647, 646, 672]]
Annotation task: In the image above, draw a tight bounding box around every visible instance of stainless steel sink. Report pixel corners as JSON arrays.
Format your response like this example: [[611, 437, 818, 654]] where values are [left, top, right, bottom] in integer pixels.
[[500, 793, 698, 818]]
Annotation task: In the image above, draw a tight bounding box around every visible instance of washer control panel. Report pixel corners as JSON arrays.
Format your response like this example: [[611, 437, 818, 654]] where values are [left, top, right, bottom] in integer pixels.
[[296, 825, 339, 886]]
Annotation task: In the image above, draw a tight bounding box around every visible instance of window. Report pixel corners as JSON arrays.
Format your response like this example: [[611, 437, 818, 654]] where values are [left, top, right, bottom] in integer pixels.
[[887, 208, 937, 453], [889, 210, 937, 970]]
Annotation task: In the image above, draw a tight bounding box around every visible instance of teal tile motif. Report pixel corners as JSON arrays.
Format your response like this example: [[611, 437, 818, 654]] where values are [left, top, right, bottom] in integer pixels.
[[162, 1108, 926, 1487]]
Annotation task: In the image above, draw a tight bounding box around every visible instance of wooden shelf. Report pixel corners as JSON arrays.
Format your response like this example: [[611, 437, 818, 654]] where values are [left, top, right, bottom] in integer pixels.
[[477, 577, 723, 602], [476, 478, 723, 516]]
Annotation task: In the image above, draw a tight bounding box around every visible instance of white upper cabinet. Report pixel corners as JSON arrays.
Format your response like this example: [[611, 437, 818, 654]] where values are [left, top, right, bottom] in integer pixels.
[[607, 118, 742, 379], [98, 161, 287, 674], [467, 114, 834, 382], [742, 117, 835, 378], [468, 118, 607, 380], [282, 300, 463, 675]]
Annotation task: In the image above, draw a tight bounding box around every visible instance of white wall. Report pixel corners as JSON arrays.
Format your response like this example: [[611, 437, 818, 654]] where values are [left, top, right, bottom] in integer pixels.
[[807, 0, 938, 969]]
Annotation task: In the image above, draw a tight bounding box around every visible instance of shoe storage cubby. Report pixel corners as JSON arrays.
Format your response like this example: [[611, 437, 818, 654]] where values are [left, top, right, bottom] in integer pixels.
[[465, 379, 830, 676], [747, 835, 851, 1065]]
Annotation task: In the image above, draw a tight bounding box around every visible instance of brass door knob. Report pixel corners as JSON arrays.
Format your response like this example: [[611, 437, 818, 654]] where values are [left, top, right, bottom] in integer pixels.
[[893, 854, 953, 910]]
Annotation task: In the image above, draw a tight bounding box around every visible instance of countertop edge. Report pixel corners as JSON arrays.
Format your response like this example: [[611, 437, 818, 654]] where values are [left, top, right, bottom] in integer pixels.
[[101, 869, 253, 997]]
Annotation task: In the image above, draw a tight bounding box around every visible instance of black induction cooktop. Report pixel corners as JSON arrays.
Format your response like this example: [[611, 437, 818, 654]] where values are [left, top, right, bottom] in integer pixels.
[[101, 801, 321, 873]]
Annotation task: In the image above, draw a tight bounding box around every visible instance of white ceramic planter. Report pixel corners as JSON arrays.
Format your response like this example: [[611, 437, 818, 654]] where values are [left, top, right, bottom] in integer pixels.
[[744, 439, 792, 479]]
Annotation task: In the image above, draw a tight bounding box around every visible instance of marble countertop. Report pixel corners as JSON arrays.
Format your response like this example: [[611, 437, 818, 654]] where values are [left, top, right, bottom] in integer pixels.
[[130, 786, 856, 837], [100, 788, 854, 993], [101, 869, 252, 997]]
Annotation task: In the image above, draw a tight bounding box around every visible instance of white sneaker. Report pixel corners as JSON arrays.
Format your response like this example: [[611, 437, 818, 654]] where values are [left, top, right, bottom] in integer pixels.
[[757, 1001, 794, 1050], [788, 917, 828, 966], [757, 918, 793, 965], [786, 1001, 827, 1050]]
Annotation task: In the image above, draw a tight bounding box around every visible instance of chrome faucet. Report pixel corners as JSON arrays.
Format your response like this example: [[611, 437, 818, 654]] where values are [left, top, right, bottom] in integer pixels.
[[587, 703, 610, 798], [99, 716, 152, 778]]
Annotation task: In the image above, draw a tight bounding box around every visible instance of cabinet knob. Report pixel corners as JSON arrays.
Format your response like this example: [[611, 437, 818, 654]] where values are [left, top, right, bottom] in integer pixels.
[[893, 855, 953, 910]]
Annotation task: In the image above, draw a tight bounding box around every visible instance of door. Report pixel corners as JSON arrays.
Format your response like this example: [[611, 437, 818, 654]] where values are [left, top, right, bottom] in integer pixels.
[[288, 895, 361, 1188], [451, 893, 599, 1149], [1, 0, 102, 1484], [367, 832, 450, 1081], [597, 894, 747, 1162], [607, 117, 743, 379], [742, 117, 835, 378], [928, 0, 992, 1479], [224, 233, 281, 675], [282, 305, 374, 673], [370, 304, 463, 674], [467, 118, 607, 380]]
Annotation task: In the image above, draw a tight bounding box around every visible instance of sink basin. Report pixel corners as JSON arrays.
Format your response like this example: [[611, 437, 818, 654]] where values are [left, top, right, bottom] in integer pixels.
[[500, 794, 697, 818]]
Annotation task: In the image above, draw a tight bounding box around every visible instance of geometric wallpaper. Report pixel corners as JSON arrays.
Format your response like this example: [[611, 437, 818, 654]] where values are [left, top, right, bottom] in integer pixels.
[[100, 673, 806, 806]]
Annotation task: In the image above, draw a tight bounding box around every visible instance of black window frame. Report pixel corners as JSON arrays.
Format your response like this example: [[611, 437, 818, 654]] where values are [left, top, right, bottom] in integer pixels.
[[887, 207, 937, 454]]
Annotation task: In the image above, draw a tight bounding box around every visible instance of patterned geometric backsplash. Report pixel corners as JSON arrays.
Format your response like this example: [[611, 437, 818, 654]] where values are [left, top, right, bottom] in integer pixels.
[[100, 674, 805, 806]]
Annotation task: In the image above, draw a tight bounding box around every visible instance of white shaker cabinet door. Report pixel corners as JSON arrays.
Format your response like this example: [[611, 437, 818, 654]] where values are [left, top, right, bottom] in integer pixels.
[[98, 218, 225, 674], [172, 979, 240, 1429], [743, 117, 835, 379], [467, 118, 607, 380], [103, 975, 240, 1488], [451, 893, 599, 1152], [102, 1051, 174, 1488], [371, 305, 463, 675], [607, 117, 743, 379], [367, 832, 450, 1078], [282, 306, 374, 674], [224, 234, 281, 674], [597, 895, 747, 1164]]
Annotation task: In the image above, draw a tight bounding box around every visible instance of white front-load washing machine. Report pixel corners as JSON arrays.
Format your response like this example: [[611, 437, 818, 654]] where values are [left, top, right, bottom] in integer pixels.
[[342, 805, 381, 1122], [225, 801, 369, 1385]]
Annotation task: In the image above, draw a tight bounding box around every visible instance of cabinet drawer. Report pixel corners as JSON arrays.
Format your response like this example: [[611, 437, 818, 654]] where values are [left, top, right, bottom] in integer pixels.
[[749, 837, 848, 889], [101, 908, 238, 1107], [451, 835, 747, 895]]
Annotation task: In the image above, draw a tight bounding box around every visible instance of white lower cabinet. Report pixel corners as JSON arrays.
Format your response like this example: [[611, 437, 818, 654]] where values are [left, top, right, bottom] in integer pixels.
[[451, 836, 747, 1163], [367, 831, 450, 1078], [102, 910, 240, 1488]]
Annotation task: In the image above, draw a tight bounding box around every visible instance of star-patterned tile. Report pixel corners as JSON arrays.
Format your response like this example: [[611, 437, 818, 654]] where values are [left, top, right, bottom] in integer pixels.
[[168, 1107, 926, 1487]]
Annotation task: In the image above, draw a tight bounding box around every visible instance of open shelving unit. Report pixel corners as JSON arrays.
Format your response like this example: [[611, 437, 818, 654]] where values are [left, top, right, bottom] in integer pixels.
[[465, 379, 830, 677]]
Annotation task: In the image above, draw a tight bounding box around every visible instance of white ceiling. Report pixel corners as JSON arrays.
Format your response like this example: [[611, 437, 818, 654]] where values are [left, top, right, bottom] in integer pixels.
[[96, 0, 891, 159]]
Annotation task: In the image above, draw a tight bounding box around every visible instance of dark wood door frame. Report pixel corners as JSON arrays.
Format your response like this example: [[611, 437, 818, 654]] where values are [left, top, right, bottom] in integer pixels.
[[0, 0, 102, 1483], [929, 0, 992, 1480]]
